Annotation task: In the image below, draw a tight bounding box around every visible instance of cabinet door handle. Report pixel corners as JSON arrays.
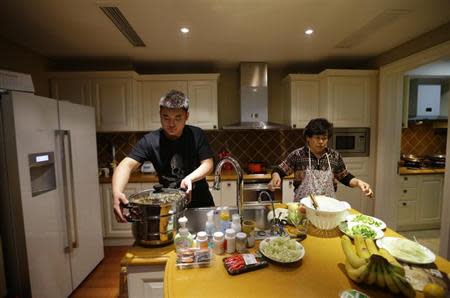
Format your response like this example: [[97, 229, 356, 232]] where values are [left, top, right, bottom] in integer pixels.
[[402, 202, 407, 206], [227, 183, 231, 187], [213, 125, 217, 129], [404, 177, 408, 181], [403, 189, 407, 193], [292, 124, 296, 128]]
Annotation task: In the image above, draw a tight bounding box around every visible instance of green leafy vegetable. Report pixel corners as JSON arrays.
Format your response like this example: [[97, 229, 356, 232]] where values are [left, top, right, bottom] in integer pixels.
[[260, 237, 302, 263], [350, 224, 377, 239], [352, 215, 382, 228]]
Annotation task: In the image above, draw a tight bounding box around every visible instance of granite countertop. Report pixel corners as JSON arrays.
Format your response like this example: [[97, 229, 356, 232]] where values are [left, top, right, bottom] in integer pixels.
[[398, 166, 445, 175]]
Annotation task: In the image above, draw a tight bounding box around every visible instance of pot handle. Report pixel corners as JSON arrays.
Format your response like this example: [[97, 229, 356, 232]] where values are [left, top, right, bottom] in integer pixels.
[[120, 202, 141, 222]]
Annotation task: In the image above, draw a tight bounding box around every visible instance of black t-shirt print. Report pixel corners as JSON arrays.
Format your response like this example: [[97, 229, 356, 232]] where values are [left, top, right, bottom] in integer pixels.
[[128, 125, 215, 207]]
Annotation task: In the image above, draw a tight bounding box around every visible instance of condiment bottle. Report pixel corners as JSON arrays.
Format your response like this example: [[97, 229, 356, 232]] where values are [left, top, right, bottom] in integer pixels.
[[205, 210, 215, 239], [220, 207, 231, 233], [196, 231, 209, 249], [225, 228, 236, 254], [235, 232, 247, 253], [231, 213, 241, 233], [213, 231, 225, 255], [174, 217, 193, 251]]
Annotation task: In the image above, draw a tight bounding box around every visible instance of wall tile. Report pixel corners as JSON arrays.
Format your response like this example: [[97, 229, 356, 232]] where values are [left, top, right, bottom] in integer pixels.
[[401, 122, 447, 156]]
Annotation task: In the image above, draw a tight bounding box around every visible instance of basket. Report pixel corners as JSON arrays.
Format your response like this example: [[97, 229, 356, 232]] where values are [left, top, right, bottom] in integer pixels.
[[299, 196, 351, 230]]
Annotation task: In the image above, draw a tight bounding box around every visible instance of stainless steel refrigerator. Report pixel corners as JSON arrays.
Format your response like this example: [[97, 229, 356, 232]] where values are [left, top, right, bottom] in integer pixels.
[[0, 90, 104, 297]]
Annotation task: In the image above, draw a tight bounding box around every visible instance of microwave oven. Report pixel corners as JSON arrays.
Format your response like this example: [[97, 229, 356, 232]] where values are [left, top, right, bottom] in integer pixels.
[[331, 128, 370, 157]]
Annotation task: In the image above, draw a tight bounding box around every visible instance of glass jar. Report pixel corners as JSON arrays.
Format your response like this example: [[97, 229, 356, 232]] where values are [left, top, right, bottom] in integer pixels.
[[235, 232, 247, 253]]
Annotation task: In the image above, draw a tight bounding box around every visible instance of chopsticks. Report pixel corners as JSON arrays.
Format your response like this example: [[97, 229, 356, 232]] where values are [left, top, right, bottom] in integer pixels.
[[309, 194, 319, 210]]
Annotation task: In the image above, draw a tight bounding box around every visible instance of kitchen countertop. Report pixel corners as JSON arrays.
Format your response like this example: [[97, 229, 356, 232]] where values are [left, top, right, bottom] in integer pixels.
[[398, 166, 445, 175], [99, 170, 295, 184], [120, 221, 450, 298]]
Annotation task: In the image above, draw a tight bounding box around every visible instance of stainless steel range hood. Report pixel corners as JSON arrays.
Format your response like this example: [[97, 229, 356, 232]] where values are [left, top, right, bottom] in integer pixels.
[[223, 63, 290, 130]]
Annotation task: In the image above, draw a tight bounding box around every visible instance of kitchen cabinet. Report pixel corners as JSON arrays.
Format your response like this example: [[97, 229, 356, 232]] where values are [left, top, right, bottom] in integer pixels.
[[319, 70, 377, 127], [50, 78, 93, 106], [207, 180, 238, 207], [283, 75, 319, 128], [397, 174, 444, 231], [207, 181, 222, 206], [187, 80, 218, 129], [127, 265, 165, 298], [93, 77, 138, 131], [282, 179, 295, 203]]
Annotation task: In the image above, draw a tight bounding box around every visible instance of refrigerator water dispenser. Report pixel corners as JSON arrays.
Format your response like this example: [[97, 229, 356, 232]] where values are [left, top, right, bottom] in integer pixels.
[[29, 152, 56, 196]]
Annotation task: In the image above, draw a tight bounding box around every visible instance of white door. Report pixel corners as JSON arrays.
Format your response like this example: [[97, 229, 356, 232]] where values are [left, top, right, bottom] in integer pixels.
[[417, 175, 443, 225], [291, 80, 319, 128], [10, 92, 72, 298], [221, 181, 237, 206], [282, 179, 295, 203], [58, 101, 104, 289]]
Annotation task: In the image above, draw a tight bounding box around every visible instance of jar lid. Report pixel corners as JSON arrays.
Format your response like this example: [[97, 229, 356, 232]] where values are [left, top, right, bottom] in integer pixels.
[[197, 231, 207, 240], [213, 231, 224, 240], [236, 232, 247, 239], [225, 228, 236, 237]]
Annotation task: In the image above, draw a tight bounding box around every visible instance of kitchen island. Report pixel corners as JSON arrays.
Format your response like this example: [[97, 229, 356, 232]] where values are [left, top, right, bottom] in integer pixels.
[[121, 225, 450, 298]]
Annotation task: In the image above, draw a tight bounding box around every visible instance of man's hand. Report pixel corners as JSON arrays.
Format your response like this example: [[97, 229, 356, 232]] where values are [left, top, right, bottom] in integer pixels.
[[180, 177, 193, 203], [113, 191, 129, 223], [268, 172, 281, 191]]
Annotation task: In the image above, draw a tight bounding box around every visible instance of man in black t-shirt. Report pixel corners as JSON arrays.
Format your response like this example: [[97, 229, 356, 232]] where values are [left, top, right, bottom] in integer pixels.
[[112, 90, 215, 222]]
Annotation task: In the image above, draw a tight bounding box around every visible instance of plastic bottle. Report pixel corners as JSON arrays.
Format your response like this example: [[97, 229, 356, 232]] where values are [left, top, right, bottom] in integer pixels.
[[196, 231, 209, 249], [213, 231, 225, 255], [220, 206, 231, 233], [174, 216, 193, 251], [225, 228, 236, 254], [236, 232, 247, 253], [231, 213, 241, 233], [214, 207, 222, 232], [205, 210, 215, 238]]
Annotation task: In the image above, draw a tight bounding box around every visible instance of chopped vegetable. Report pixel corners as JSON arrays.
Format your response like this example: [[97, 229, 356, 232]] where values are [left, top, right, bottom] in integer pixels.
[[351, 215, 382, 228], [260, 237, 302, 263], [349, 224, 376, 239]]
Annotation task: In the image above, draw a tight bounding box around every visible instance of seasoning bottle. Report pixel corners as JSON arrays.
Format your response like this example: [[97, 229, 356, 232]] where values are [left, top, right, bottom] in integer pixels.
[[220, 207, 231, 233], [205, 211, 215, 238], [235, 232, 247, 253], [225, 228, 236, 254], [196, 231, 209, 249], [174, 217, 193, 251], [214, 207, 222, 232], [231, 213, 241, 233], [213, 231, 225, 255]]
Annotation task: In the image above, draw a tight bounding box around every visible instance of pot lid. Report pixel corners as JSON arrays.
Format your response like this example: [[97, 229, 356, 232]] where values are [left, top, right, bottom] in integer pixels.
[[128, 184, 186, 205]]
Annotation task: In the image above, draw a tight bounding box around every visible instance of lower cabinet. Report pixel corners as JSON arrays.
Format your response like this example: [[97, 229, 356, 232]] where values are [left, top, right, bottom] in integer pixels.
[[397, 174, 444, 231], [127, 265, 165, 298]]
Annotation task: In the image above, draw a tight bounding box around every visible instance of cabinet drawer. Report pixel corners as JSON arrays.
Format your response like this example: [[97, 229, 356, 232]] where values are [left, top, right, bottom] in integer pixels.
[[400, 187, 417, 201], [399, 175, 418, 188], [397, 200, 416, 226]]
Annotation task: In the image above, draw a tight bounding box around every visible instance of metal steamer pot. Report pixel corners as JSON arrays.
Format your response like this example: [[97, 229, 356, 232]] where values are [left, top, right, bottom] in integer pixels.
[[121, 184, 188, 247]]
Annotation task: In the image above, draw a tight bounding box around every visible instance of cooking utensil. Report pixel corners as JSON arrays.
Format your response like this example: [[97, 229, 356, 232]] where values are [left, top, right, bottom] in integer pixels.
[[247, 161, 265, 174], [426, 154, 446, 161], [309, 194, 319, 210], [121, 184, 188, 246]]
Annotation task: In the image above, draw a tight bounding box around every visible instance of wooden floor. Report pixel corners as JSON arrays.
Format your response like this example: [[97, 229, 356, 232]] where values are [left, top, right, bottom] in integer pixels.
[[70, 246, 128, 298]]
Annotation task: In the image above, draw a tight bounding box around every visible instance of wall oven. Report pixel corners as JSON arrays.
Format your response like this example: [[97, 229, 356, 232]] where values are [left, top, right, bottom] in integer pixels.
[[331, 128, 370, 157]]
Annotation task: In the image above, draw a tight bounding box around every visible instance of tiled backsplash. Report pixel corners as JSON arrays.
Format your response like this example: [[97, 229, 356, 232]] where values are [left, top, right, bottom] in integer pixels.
[[97, 129, 306, 170], [401, 122, 447, 156]]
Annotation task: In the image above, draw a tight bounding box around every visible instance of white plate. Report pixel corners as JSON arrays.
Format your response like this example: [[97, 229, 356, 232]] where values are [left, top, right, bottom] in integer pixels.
[[259, 237, 305, 264], [345, 214, 386, 230], [376, 237, 436, 264], [339, 222, 384, 240]]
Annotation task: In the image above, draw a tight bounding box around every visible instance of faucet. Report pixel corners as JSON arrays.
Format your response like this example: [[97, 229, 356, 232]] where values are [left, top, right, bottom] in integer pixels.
[[213, 156, 244, 221]]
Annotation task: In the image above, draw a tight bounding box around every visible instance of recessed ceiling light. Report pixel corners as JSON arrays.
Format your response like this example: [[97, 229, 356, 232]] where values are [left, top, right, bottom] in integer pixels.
[[305, 28, 314, 35], [180, 27, 190, 33]]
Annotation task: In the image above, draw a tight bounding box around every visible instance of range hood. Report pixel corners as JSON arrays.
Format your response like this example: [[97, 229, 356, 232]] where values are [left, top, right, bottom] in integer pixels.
[[408, 80, 448, 121], [222, 63, 290, 130]]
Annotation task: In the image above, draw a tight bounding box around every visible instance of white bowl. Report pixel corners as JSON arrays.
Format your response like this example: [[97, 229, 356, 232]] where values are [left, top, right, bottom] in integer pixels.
[[300, 196, 351, 230]]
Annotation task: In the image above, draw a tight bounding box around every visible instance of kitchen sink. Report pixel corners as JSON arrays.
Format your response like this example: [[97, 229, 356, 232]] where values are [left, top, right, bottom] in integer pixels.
[[184, 204, 272, 234]]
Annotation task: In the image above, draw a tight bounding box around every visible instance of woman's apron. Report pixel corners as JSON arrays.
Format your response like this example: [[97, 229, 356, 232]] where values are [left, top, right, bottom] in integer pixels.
[[294, 148, 335, 201]]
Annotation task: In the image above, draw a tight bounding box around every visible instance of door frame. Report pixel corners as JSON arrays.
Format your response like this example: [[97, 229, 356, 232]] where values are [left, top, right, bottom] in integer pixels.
[[374, 40, 450, 258]]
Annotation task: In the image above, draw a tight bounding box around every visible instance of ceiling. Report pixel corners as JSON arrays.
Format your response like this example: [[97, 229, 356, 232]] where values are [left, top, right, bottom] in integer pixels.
[[1, 0, 450, 67]]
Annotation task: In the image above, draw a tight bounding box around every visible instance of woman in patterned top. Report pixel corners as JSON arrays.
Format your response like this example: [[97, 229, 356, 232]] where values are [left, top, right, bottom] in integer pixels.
[[268, 118, 373, 202]]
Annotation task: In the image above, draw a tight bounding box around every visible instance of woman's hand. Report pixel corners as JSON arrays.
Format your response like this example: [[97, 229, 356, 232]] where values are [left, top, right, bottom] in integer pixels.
[[268, 172, 282, 191], [355, 179, 373, 198]]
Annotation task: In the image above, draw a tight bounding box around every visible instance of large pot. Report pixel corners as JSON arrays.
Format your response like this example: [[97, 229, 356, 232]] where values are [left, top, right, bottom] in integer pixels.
[[121, 184, 188, 247]]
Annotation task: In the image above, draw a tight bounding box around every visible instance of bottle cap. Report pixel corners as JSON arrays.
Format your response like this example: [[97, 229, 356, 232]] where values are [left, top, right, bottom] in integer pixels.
[[213, 231, 224, 240], [178, 216, 188, 226], [232, 213, 240, 223], [236, 232, 247, 240], [225, 228, 236, 238], [197, 231, 207, 240]]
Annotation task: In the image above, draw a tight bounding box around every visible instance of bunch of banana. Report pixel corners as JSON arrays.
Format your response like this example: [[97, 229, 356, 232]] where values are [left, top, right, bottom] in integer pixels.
[[341, 235, 416, 297]]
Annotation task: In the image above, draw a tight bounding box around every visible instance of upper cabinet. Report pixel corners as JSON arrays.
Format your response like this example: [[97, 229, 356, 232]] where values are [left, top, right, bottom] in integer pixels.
[[50, 72, 219, 132], [284, 75, 319, 128], [319, 70, 378, 127], [284, 70, 378, 128]]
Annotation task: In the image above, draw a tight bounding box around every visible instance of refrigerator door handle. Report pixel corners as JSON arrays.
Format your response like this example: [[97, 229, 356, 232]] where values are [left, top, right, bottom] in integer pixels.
[[64, 130, 79, 250]]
